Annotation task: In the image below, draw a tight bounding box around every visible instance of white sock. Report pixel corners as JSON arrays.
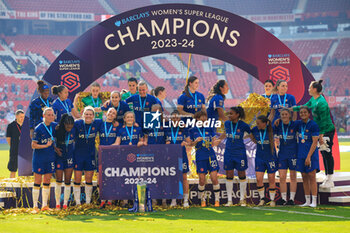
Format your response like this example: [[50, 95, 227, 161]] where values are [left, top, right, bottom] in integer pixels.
[[63, 184, 71, 206], [328, 174, 333, 182], [42, 185, 50, 207], [311, 195, 317, 205], [258, 186, 265, 200], [183, 193, 189, 202], [32, 186, 40, 208], [85, 184, 93, 204], [290, 192, 296, 201], [198, 185, 205, 200], [55, 182, 62, 206], [239, 179, 247, 201], [281, 192, 287, 201], [213, 184, 220, 202], [226, 179, 233, 202], [269, 189, 276, 201], [74, 185, 81, 205], [304, 195, 311, 205]]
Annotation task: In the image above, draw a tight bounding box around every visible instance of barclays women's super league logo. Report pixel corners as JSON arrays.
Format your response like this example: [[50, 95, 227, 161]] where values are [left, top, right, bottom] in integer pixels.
[[144, 111, 161, 129]]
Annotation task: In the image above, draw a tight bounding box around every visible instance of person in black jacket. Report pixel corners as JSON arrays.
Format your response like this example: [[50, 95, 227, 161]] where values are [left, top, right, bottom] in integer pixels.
[[6, 109, 25, 178]]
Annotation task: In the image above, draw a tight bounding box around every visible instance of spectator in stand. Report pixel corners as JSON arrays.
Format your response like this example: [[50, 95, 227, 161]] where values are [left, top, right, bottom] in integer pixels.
[[6, 110, 25, 178]]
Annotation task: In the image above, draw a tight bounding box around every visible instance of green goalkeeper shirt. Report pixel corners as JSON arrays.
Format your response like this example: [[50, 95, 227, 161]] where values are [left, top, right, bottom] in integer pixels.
[[82, 95, 103, 119], [293, 95, 335, 134]]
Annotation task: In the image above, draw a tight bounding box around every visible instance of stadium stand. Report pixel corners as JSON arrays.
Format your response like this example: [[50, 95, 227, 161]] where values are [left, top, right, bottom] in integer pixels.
[[203, 0, 298, 15], [4, 0, 108, 14], [0, 0, 349, 136], [305, 0, 350, 13]]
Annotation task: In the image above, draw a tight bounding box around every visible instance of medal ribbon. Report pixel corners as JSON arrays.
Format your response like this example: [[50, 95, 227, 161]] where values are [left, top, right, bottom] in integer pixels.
[[278, 94, 287, 107], [40, 97, 50, 107], [259, 127, 267, 150], [188, 88, 197, 109], [104, 121, 113, 138], [43, 123, 54, 142], [230, 121, 239, 141], [138, 95, 147, 111], [58, 98, 70, 114], [125, 126, 134, 144], [171, 127, 179, 144], [301, 119, 310, 141], [282, 122, 290, 144], [91, 96, 99, 108], [84, 123, 92, 142]]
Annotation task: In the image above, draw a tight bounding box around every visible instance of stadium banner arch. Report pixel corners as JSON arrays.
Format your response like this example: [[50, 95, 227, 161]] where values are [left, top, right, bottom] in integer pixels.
[[18, 4, 340, 175]]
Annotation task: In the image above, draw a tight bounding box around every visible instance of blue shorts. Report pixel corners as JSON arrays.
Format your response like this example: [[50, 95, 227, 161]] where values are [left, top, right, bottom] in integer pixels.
[[196, 157, 220, 174], [255, 157, 277, 174], [296, 157, 319, 173], [56, 155, 74, 170], [183, 153, 189, 173], [224, 155, 248, 171], [32, 159, 55, 174], [74, 156, 96, 171], [278, 157, 297, 170]]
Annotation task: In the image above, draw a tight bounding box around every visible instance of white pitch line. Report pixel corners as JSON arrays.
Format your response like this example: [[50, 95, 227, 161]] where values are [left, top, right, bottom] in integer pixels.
[[252, 207, 350, 220], [340, 146, 350, 153]]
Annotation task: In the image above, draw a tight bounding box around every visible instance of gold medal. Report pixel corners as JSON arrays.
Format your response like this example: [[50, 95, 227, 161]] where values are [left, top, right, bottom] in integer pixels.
[[129, 142, 132, 145], [202, 142, 205, 147], [301, 139, 305, 143]]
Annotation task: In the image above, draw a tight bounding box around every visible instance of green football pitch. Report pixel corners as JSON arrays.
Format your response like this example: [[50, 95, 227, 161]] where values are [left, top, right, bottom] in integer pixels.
[[1, 205, 350, 233], [0, 142, 350, 232]]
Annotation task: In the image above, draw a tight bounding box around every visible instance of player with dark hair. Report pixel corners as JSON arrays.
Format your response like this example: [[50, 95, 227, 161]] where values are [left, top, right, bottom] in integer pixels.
[[6, 109, 25, 178], [54, 113, 75, 209], [189, 111, 221, 207], [31, 107, 57, 211], [51, 85, 80, 122], [249, 115, 277, 207], [99, 108, 119, 208], [273, 108, 298, 205], [207, 80, 229, 122], [152, 86, 166, 110], [217, 106, 251, 206], [177, 76, 206, 118], [293, 80, 336, 188], [29, 80, 54, 139], [262, 80, 275, 100], [296, 106, 320, 207], [121, 77, 139, 101]]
